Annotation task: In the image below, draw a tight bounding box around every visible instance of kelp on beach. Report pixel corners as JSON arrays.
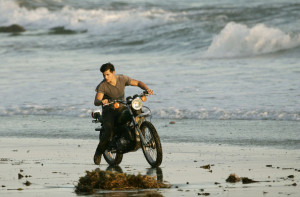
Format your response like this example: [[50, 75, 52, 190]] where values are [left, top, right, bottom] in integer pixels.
[[75, 169, 170, 194]]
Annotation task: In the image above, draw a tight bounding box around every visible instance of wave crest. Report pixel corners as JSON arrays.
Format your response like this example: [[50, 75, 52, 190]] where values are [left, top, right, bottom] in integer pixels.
[[204, 22, 300, 58]]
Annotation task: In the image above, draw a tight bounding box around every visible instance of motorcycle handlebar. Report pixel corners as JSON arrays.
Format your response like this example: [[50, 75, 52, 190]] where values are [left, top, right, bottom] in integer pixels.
[[102, 99, 125, 106], [102, 92, 150, 106]]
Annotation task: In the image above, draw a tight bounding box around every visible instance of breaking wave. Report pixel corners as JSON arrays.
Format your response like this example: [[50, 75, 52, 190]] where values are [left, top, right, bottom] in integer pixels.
[[1, 105, 299, 121], [0, 0, 174, 35], [204, 22, 300, 58], [1, 0, 300, 56]]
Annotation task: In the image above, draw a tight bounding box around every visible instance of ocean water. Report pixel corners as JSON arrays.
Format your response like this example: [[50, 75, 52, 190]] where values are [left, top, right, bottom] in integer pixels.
[[0, 0, 299, 148]]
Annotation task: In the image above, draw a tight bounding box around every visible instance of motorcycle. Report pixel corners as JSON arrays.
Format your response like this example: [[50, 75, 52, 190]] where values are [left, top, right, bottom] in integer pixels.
[[91, 91, 163, 167]]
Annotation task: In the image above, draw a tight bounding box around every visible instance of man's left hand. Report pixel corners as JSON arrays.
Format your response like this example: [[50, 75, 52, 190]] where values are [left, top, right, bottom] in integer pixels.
[[147, 89, 154, 95]]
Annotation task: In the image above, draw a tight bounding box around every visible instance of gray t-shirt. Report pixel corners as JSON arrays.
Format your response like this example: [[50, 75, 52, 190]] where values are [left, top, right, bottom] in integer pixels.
[[95, 74, 132, 101]]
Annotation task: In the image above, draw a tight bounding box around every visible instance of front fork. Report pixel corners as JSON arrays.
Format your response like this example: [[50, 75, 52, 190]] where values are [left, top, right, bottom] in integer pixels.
[[127, 107, 147, 146]]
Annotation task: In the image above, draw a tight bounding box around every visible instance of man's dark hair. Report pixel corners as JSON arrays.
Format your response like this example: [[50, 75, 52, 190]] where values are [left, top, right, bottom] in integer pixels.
[[100, 62, 115, 73]]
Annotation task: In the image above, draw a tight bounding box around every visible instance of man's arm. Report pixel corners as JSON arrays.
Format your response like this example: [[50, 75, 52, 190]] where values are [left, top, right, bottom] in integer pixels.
[[130, 79, 153, 95]]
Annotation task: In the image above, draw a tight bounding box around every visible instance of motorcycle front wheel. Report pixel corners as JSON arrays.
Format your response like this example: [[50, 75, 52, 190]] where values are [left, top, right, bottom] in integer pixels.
[[140, 121, 163, 167], [103, 150, 123, 166]]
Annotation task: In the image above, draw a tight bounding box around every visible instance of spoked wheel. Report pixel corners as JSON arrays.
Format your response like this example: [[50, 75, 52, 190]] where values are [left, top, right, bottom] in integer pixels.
[[103, 150, 123, 166], [140, 121, 163, 167]]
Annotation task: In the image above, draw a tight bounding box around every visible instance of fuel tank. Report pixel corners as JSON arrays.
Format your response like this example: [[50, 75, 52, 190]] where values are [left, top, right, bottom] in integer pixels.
[[116, 108, 131, 125]]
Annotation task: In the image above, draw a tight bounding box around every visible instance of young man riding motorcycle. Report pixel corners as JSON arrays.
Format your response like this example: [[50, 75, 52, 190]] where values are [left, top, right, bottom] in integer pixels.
[[93, 62, 153, 165]]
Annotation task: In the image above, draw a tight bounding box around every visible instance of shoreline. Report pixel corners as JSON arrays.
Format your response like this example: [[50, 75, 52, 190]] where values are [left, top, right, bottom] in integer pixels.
[[1, 116, 299, 150], [0, 137, 299, 196]]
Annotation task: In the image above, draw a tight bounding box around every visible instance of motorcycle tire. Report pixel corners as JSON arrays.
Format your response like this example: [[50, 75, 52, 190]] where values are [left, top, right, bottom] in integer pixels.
[[103, 150, 123, 166], [140, 121, 163, 167]]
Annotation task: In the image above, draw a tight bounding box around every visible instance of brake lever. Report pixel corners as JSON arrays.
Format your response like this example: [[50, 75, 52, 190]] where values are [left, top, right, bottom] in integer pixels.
[[102, 101, 115, 106]]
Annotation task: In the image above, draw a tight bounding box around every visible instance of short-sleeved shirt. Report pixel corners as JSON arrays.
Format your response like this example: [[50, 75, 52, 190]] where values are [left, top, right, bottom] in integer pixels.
[[95, 74, 132, 101]]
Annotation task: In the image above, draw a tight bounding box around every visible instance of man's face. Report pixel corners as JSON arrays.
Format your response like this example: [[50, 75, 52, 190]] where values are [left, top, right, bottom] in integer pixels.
[[102, 70, 115, 83]]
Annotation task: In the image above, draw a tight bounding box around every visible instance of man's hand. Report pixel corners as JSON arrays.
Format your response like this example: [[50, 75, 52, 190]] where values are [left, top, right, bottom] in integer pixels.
[[147, 89, 154, 95], [102, 99, 109, 105]]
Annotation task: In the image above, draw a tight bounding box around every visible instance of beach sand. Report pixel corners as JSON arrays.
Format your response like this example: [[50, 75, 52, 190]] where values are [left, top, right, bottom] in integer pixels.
[[0, 137, 299, 197]]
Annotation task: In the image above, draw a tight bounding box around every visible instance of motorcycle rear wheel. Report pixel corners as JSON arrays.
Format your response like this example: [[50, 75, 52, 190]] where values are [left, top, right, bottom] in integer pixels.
[[140, 121, 163, 167], [103, 150, 123, 166]]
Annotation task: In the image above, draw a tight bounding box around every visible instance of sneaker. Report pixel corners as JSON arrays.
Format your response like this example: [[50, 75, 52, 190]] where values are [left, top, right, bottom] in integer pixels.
[[94, 153, 102, 165]]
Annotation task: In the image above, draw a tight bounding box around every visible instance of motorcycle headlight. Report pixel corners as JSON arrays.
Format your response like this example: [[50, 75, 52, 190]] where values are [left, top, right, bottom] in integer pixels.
[[131, 97, 143, 110], [91, 109, 101, 119]]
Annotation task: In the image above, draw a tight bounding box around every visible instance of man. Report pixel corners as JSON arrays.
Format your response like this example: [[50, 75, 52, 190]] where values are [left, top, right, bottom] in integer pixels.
[[93, 62, 153, 165]]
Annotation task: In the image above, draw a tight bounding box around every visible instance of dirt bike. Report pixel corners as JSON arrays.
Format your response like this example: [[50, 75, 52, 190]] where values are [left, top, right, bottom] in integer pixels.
[[91, 91, 163, 167]]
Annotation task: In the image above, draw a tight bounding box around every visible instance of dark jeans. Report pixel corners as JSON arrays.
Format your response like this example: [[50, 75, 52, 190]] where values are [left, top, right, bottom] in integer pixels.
[[94, 106, 125, 155]]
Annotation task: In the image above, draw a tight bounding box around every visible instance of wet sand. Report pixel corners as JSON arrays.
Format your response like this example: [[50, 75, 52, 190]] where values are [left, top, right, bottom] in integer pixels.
[[0, 137, 299, 196]]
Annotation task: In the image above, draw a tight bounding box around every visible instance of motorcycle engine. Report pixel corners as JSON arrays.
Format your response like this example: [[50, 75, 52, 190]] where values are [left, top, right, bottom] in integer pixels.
[[116, 137, 130, 153], [115, 125, 135, 153]]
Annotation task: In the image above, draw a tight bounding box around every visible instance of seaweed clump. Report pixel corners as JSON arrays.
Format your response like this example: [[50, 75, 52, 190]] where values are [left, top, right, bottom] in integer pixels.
[[75, 169, 170, 194], [226, 173, 241, 183], [226, 173, 258, 184]]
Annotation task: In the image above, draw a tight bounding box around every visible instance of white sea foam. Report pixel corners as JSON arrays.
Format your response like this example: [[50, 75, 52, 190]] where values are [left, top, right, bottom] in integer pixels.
[[204, 22, 300, 58], [1, 105, 299, 121], [0, 0, 172, 34], [153, 108, 300, 121]]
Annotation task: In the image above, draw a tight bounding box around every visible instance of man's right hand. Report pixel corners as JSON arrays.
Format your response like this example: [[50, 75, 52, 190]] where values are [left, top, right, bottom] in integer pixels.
[[102, 99, 109, 105]]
